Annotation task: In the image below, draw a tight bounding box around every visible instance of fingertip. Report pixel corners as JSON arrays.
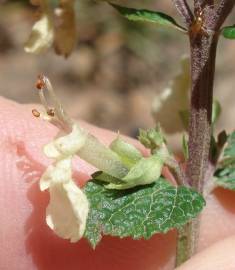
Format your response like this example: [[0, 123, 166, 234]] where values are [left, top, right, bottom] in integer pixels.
[[176, 235, 235, 270], [199, 188, 235, 251]]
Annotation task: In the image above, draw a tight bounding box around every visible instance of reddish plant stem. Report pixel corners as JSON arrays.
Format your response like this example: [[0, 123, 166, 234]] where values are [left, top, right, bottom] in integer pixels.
[[212, 0, 235, 29], [181, 25, 219, 262], [173, 0, 235, 266], [176, 32, 218, 266], [172, 0, 194, 26], [194, 0, 214, 13], [186, 32, 218, 192], [186, 0, 235, 193]]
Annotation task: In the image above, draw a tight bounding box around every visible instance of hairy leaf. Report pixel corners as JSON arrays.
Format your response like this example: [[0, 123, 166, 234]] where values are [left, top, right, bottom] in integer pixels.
[[224, 132, 235, 158], [222, 25, 235, 39], [215, 131, 235, 190], [111, 4, 186, 32], [84, 178, 205, 248], [215, 168, 235, 190]]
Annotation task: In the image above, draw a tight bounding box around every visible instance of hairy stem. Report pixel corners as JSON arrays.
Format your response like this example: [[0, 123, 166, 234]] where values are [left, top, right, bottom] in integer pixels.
[[194, 0, 214, 13], [212, 0, 235, 29], [172, 0, 194, 26], [176, 225, 189, 266], [176, 218, 201, 266], [187, 33, 218, 191], [174, 0, 235, 267], [183, 34, 218, 264], [165, 157, 188, 186]]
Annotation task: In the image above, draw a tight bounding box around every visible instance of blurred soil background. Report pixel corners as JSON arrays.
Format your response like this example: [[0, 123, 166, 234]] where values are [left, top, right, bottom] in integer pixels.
[[0, 0, 235, 149]]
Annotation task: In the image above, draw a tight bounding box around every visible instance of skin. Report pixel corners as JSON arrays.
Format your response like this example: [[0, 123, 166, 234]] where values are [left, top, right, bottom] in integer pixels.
[[1, 96, 235, 270]]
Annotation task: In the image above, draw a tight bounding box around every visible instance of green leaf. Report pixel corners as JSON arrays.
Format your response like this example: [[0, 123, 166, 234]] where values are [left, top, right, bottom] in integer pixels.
[[222, 25, 235, 39], [84, 178, 205, 248], [210, 135, 217, 162], [212, 100, 222, 125], [214, 131, 235, 190], [218, 130, 228, 149], [182, 134, 189, 160], [110, 4, 186, 32], [215, 168, 235, 190], [224, 131, 235, 158]]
